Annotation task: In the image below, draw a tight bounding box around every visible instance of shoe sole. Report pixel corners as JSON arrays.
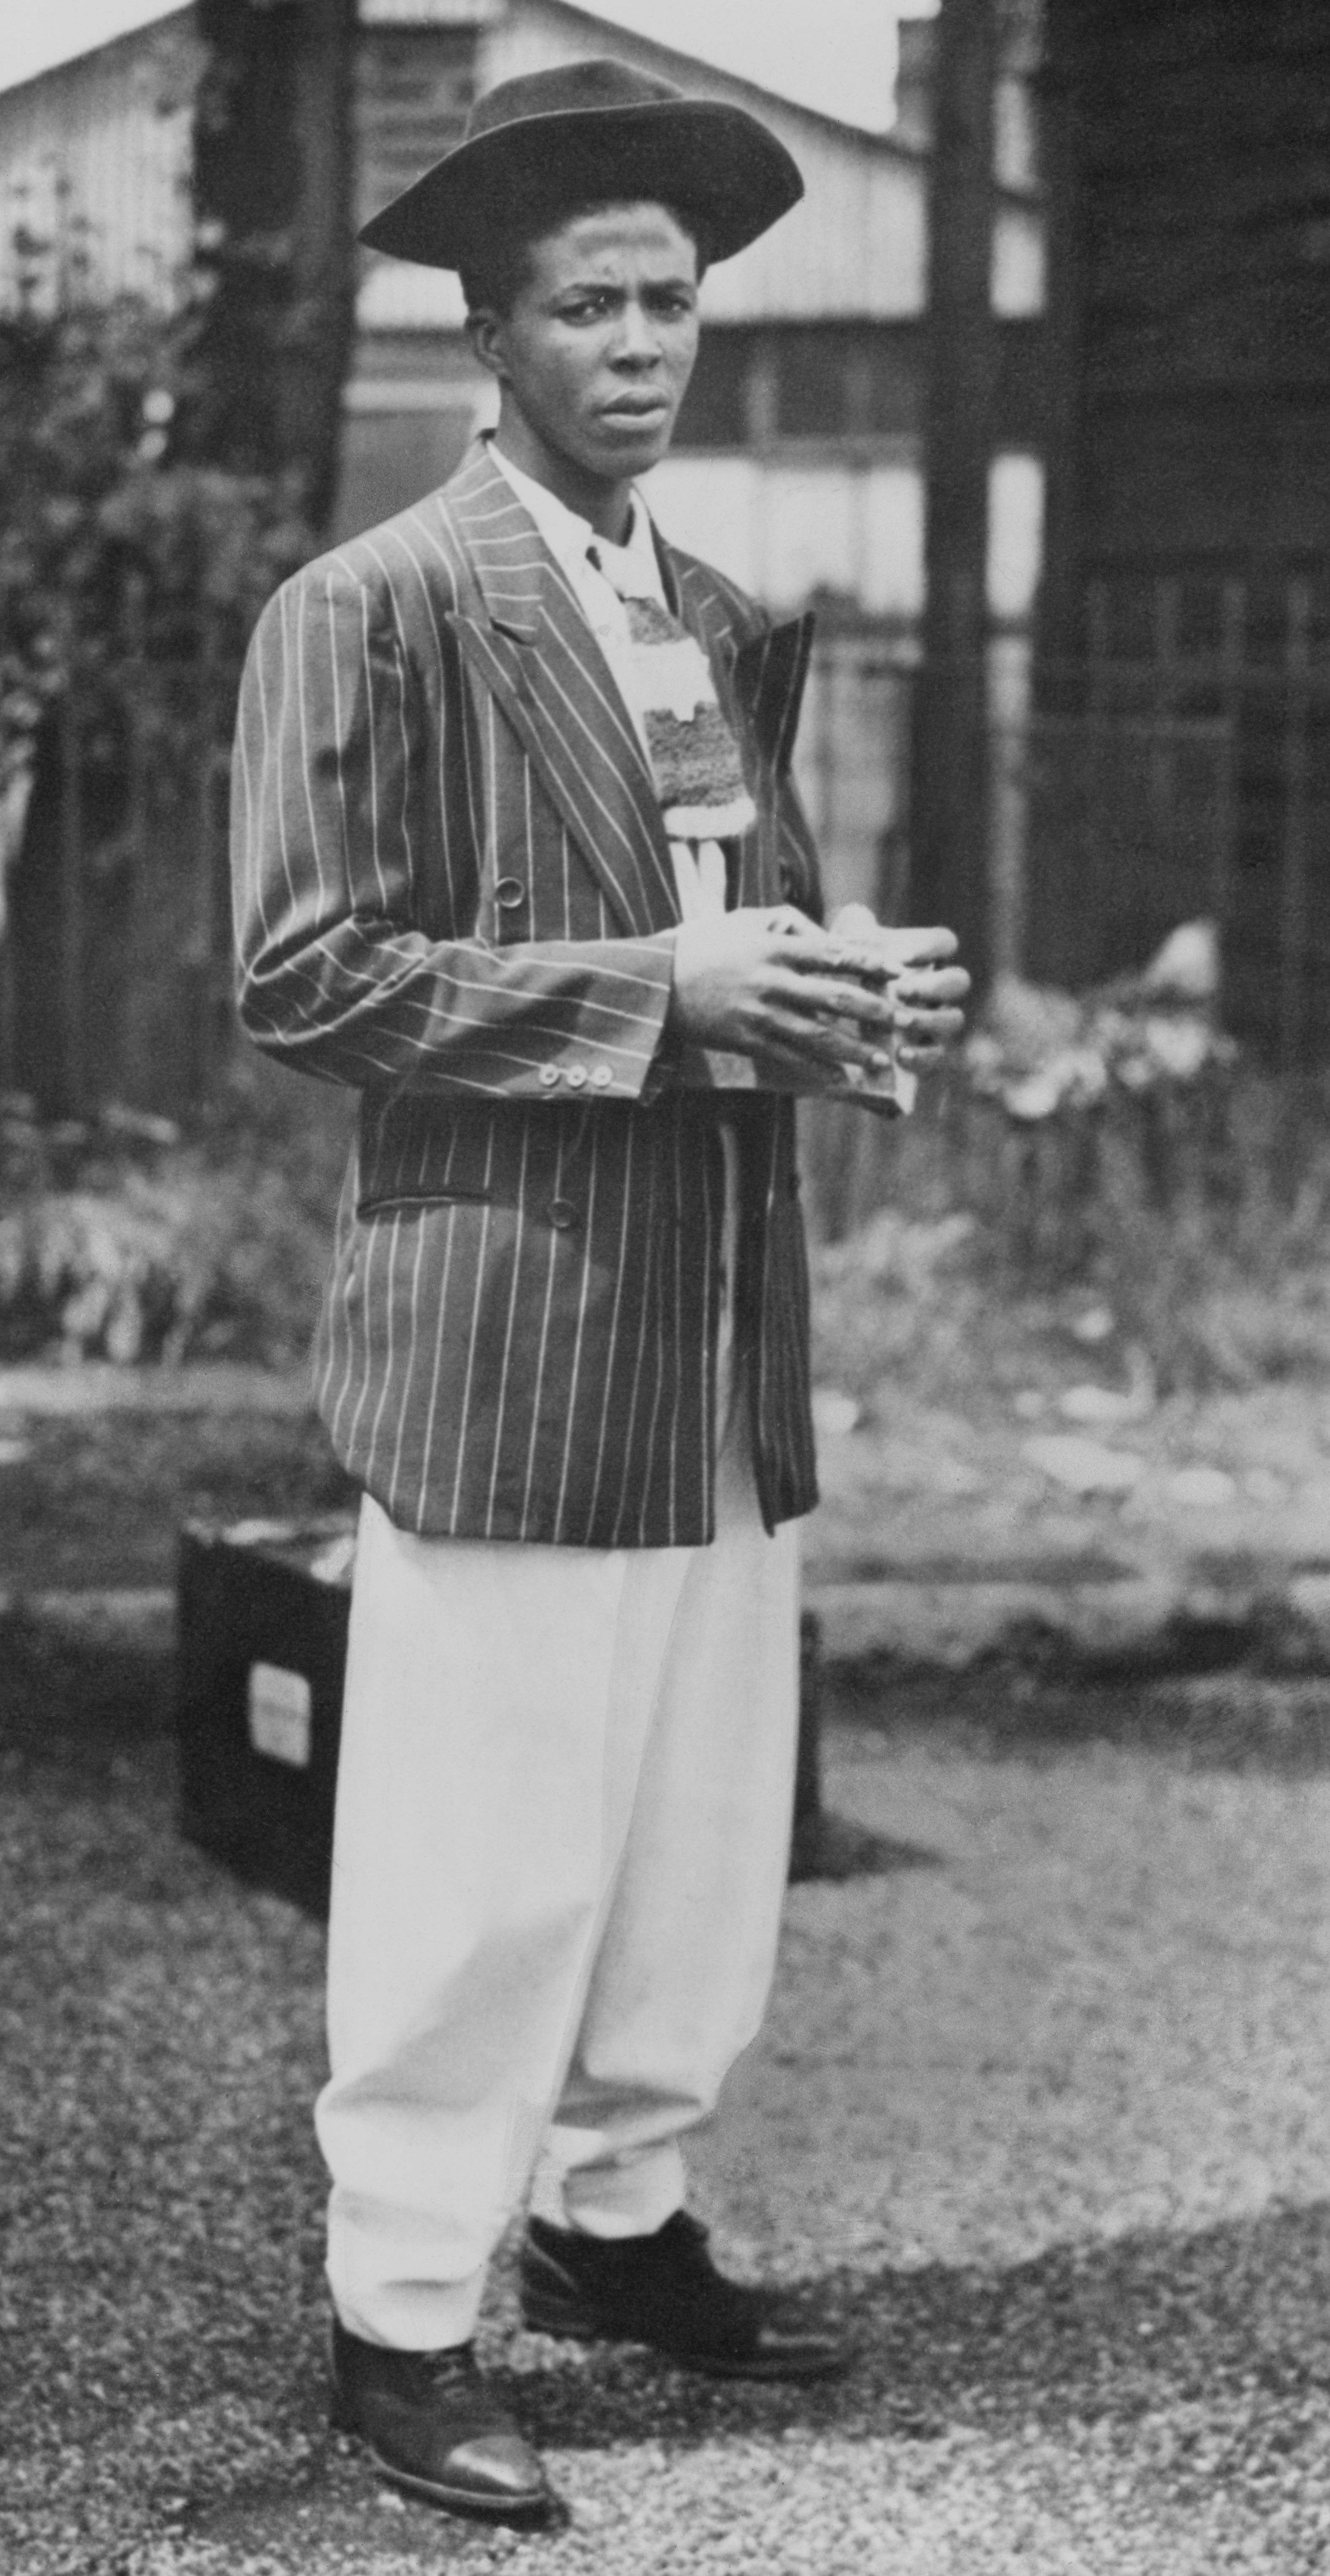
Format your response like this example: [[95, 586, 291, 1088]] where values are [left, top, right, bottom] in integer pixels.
[[519, 2301, 845, 2381], [330, 2400, 554, 2525]]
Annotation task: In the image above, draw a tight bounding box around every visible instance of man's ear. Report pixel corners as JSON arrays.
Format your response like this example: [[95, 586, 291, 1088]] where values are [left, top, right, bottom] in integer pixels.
[[467, 309, 508, 385]]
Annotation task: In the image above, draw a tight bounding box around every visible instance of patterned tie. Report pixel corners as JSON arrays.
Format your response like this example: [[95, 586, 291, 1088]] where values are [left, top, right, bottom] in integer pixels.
[[588, 538, 756, 844]]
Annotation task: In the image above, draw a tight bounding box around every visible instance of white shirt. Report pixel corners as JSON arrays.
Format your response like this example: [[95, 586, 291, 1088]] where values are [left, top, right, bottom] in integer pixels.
[[489, 442, 728, 924]]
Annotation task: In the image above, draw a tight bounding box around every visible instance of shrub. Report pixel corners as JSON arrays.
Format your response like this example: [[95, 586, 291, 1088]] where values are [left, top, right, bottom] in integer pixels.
[[0, 1073, 349, 1365], [806, 1052, 1330, 1405], [0, 259, 315, 1116]]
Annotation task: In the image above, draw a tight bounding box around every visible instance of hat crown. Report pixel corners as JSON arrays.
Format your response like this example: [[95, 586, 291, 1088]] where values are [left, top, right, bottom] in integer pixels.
[[465, 58, 685, 145], [358, 52, 803, 272]]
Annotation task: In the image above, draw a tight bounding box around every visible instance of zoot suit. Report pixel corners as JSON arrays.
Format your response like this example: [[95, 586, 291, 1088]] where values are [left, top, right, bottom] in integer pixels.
[[230, 435, 826, 2347]]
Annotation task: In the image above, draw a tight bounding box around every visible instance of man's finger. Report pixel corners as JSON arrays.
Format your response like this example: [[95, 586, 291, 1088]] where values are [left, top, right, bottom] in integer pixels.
[[893, 966, 971, 1006], [759, 1003, 898, 1074], [872, 925, 960, 967], [892, 1005, 967, 1040], [767, 968, 898, 1030], [762, 932, 894, 984]]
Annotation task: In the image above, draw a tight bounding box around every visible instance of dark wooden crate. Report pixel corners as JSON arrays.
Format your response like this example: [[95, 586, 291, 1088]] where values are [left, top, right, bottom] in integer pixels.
[[175, 1517, 356, 1916]]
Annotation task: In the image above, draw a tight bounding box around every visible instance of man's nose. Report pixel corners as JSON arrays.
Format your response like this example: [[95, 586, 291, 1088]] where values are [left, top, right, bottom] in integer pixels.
[[610, 298, 661, 365]]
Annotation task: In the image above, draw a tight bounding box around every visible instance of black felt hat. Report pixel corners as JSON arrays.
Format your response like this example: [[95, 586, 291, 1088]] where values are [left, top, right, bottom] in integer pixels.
[[358, 56, 804, 270]]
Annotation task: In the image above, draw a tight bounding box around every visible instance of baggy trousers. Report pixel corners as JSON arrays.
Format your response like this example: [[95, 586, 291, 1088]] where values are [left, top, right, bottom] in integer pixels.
[[315, 1376, 801, 2350]]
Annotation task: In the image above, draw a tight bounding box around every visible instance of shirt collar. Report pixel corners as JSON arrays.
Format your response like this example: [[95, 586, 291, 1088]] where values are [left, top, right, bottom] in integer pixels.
[[488, 437, 663, 604]]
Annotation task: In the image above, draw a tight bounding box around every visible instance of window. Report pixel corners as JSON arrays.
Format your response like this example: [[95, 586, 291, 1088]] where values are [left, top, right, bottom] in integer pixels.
[[672, 327, 923, 451], [673, 330, 753, 449]]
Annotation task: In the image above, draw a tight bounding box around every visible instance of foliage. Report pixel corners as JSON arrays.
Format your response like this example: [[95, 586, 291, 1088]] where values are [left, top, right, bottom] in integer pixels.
[[965, 984, 1233, 1125], [0, 269, 312, 806], [806, 1050, 1330, 1405], [5, 1034, 1330, 1405], [0, 1074, 348, 1366], [800, 915, 1328, 1402]]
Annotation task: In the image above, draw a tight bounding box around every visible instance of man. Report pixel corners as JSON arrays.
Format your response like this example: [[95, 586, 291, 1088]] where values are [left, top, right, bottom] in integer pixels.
[[231, 57, 967, 2527]]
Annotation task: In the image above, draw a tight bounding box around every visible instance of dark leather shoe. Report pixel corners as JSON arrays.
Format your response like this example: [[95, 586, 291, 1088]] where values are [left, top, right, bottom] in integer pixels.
[[519, 2209, 845, 2380], [329, 2318, 554, 2522]]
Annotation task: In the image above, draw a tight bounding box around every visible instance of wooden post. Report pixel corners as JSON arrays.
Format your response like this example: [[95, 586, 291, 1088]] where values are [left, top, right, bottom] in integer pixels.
[[121, 573, 152, 1108], [1034, 0, 1086, 672], [57, 622, 85, 1120], [911, 0, 998, 996], [1213, 577, 1245, 1005], [1150, 575, 1181, 871], [191, 0, 358, 533], [1279, 576, 1311, 1081], [190, 608, 221, 1106]]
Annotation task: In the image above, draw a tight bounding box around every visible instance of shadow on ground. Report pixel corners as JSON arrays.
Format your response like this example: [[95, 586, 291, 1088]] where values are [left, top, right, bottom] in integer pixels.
[[144, 2204, 1330, 2563]]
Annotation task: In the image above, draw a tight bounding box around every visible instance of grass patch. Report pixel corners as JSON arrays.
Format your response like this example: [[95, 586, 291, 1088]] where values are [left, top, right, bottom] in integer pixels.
[[0, 1409, 355, 1594], [0, 1061, 353, 1366]]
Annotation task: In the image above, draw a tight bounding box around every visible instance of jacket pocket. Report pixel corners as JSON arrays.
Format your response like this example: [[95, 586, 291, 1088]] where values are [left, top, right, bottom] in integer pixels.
[[356, 1185, 491, 1218]]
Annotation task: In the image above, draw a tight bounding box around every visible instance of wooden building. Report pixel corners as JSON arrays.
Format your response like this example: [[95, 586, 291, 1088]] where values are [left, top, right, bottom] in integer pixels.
[[0, 0, 1045, 608], [345, 3, 1044, 625], [1035, 0, 1330, 1057]]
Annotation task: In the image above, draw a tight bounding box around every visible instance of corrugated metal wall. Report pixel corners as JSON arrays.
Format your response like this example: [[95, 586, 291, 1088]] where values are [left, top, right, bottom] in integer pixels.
[[0, 14, 198, 307], [0, 1, 1046, 332], [355, 0, 1045, 330]]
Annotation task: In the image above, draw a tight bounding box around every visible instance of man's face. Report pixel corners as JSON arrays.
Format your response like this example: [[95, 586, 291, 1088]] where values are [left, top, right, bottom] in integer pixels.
[[475, 202, 702, 506]]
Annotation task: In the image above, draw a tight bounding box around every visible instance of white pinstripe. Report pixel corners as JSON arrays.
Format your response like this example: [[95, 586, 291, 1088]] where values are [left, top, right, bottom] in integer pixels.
[[362, 1205, 402, 1499], [616, 1129, 660, 1547], [482, 1124, 531, 1538], [386, 1197, 429, 1524], [448, 1186, 493, 1535], [584, 1112, 637, 1544], [518, 1120, 565, 1542], [551, 1118, 600, 1537]]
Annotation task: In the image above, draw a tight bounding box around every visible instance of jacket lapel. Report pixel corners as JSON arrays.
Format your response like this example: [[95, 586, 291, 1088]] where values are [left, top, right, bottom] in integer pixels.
[[442, 445, 682, 937], [440, 444, 817, 932]]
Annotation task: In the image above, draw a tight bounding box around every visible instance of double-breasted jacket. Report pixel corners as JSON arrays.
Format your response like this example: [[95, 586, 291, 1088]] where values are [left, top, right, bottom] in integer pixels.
[[231, 440, 823, 1547]]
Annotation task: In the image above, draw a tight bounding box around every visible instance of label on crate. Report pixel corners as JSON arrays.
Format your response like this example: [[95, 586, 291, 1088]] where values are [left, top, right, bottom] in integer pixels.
[[247, 1662, 313, 1769]]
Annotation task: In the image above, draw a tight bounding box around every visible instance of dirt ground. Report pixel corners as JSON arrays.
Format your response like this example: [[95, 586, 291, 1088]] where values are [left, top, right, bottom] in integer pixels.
[[6, 1371, 1330, 1612]]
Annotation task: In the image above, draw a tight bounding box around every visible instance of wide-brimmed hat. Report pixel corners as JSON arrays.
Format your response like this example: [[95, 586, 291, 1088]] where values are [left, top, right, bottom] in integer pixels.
[[358, 56, 804, 270]]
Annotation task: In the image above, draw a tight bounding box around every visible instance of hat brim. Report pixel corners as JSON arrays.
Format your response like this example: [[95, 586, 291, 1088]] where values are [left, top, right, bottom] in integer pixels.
[[358, 97, 803, 271]]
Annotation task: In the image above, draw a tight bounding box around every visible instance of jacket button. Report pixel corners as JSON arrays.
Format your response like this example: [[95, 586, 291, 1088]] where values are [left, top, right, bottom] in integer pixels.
[[548, 1198, 579, 1230], [537, 1064, 559, 1087], [565, 1064, 588, 1089], [590, 1064, 613, 1087], [495, 876, 527, 910]]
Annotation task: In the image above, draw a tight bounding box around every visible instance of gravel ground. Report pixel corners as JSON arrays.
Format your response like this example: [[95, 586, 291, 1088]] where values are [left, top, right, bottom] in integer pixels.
[[3, 1652, 1330, 2576]]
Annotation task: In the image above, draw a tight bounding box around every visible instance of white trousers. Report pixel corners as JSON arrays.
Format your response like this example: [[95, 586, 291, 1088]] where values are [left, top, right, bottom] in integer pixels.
[[315, 1389, 800, 2350]]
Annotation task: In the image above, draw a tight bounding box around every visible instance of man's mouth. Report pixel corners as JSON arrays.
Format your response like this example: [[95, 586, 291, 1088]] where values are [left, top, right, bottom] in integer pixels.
[[598, 396, 671, 421]]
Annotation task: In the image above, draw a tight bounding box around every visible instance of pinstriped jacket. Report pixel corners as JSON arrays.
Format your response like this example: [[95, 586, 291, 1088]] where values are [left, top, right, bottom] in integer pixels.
[[231, 439, 822, 1547]]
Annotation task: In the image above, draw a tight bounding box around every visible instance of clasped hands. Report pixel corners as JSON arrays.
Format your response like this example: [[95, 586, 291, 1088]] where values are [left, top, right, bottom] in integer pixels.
[[666, 901, 970, 1087]]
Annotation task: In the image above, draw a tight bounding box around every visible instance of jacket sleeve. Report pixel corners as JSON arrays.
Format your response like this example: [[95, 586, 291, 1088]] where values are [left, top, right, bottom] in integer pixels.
[[230, 554, 676, 1102]]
